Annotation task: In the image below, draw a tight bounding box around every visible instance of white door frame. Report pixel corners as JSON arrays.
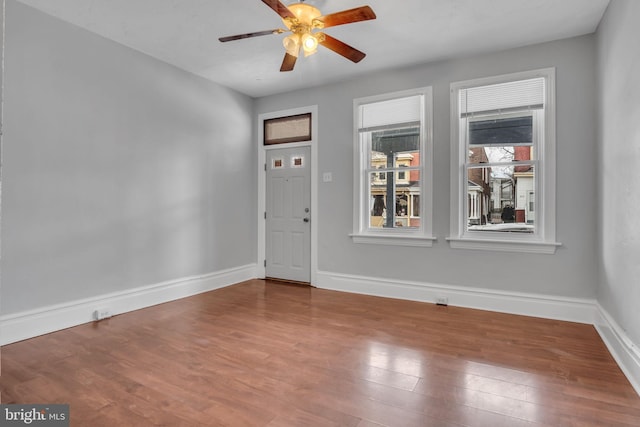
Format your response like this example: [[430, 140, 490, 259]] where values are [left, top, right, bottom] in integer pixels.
[[258, 105, 318, 284]]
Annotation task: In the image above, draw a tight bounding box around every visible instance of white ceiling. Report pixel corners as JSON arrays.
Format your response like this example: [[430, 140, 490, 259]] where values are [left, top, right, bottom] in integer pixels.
[[16, 0, 610, 98]]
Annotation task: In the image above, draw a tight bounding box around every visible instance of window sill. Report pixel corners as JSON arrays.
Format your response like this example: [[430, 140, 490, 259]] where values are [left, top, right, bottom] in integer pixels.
[[350, 233, 437, 247], [446, 237, 561, 254]]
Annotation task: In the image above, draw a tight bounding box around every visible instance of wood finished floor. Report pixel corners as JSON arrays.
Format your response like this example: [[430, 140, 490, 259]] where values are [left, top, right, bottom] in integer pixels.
[[2, 279, 639, 426]]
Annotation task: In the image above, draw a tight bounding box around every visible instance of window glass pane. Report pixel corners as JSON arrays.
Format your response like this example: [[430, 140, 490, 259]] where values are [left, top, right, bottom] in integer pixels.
[[368, 127, 420, 169], [369, 169, 421, 229], [411, 195, 420, 218], [372, 128, 420, 156], [371, 151, 387, 170], [468, 145, 535, 164], [469, 116, 532, 146], [407, 171, 421, 228], [397, 168, 420, 228], [467, 165, 535, 233], [370, 170, 390, 189]]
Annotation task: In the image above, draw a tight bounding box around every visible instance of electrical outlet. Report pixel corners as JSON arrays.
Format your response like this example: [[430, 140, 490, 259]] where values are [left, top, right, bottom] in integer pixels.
[[436, 297, 449, 306], [93, 309, 112, 321]]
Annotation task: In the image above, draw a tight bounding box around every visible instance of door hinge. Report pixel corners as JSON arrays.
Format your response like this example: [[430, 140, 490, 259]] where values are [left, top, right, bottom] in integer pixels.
[[264, 163, 267, 171], [264, 211, 267, 219], [264, 259, 267, 267]]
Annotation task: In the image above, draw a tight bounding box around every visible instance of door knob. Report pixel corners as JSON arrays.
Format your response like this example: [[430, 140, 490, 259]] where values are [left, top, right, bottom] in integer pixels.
[[303, 217, 310, 223]]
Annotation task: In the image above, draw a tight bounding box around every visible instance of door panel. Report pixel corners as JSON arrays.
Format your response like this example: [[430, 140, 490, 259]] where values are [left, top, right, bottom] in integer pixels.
[[270, 231, 285, 266], [266, 146, 311, 283], [271, 177, 285, 218]]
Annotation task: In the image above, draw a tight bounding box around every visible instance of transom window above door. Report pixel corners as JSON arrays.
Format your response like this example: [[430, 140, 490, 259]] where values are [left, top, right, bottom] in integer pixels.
[[263, 113, 311, 145]]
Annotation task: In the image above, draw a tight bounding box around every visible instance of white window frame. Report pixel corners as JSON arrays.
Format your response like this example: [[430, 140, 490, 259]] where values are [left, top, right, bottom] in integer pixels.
[[351, 87, 435, 247], [448, 68, 561, 254]]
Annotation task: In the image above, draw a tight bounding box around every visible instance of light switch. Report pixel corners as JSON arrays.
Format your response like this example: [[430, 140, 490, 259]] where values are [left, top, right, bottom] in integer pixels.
[[323, 172, 333, 182]]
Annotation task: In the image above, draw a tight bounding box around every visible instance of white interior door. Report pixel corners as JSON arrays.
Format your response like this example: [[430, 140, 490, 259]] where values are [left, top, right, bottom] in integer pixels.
[[266, 146, 311, 283]]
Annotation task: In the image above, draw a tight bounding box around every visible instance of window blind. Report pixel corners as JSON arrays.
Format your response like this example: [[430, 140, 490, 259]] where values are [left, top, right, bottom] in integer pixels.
[[359, 95, 422, 131], [460, 77, 545, 117]]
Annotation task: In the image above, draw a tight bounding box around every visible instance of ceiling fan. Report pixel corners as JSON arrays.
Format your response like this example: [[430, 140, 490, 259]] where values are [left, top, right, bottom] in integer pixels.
[[219, 0, 376, 72]]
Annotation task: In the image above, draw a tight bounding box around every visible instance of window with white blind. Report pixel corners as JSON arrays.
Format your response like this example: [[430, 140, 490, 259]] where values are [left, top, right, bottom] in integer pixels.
[[448, 68, 560, 253], [351, 87, 434, 246]]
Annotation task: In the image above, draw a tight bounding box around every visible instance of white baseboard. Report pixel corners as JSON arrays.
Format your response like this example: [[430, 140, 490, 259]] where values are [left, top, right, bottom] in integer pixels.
[[594, 303, 640, 396], [0, 264, 258, 345], [316, 270, 597, 324]]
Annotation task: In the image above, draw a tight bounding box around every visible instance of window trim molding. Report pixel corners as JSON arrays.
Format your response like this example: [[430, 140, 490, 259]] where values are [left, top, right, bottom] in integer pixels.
[[350, 233, 437, 247], [448, 68, 560, 253], [445, 237, 561, 254], [351, 87, 434, 246]]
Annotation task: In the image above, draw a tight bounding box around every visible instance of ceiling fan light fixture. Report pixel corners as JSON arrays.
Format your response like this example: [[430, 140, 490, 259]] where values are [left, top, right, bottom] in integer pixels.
[[283, 34, 301, 57], [301, 33, 318, 55]]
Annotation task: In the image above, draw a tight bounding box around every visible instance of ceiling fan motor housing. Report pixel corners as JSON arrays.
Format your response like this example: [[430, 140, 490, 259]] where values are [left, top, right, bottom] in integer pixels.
[[282, 3, 323, 30]]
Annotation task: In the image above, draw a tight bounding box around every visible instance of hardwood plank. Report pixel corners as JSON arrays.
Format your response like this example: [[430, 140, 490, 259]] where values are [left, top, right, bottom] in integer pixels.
[[2, 279, 639, 426]]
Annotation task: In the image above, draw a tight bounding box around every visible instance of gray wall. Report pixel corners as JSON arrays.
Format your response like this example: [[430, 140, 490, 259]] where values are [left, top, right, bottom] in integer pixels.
[[1, 0, 610, 322], [255, 35, 599, 299], [1, 0, 4, 133], [1, 0, 256, 314], [597, 0, 640, 346]]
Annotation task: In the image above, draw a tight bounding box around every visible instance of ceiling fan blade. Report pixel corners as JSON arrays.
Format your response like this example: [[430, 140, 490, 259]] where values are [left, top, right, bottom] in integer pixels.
[[280, 53, 297, 72], [314, 6, 376, 29], [262, 0, 296, 20], [318, 33, 366, 63], [219, 29, 284, 42]]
